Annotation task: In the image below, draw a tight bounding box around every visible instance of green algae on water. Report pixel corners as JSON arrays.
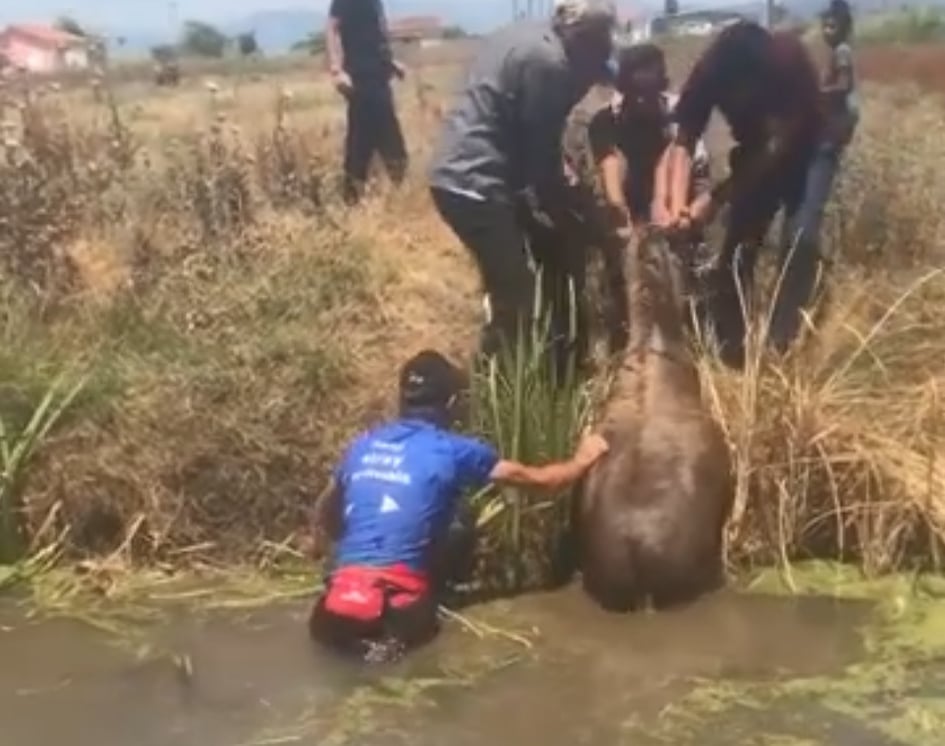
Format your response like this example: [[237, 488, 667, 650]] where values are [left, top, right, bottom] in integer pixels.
[[627, 561, 945, 746]]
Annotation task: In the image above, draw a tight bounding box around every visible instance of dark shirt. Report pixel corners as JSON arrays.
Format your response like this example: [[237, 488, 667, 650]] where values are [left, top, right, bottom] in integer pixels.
[[588, 91, 711, 220], [329, 0, 394, 86], [673, 23, 822, 155], [429, 21, 594, 207]]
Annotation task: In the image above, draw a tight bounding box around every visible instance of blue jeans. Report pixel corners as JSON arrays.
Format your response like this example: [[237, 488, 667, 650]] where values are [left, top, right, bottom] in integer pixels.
[[767, 143, 842, 353]]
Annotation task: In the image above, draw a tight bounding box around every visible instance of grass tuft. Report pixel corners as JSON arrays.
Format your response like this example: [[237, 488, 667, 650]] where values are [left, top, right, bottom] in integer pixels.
[[468, 274, 596, 593]]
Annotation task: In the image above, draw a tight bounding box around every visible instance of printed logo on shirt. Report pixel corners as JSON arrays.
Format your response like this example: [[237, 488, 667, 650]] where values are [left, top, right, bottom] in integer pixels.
[[380, 495, 401, 514], [349, 440, 413, 486]]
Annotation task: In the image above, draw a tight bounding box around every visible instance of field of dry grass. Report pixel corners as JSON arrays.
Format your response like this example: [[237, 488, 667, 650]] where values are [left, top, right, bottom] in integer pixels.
[[1, 37, 944, 583], [857, 42, 945, 96]]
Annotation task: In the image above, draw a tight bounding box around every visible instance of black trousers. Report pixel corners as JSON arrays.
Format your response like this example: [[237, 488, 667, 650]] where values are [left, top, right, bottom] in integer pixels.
[[308, 588, 439, 663], [706, 144, 812, 369], [308, 513, 476, 663], [343, 83, 408, 204], [430, 187, 588, 377]]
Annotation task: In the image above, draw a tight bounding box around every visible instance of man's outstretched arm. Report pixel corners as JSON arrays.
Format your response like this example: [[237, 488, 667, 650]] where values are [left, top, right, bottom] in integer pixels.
[[490, 433, 609, 492]]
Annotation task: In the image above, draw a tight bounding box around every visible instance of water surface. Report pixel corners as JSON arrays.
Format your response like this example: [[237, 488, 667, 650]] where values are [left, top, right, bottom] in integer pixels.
[[1, 571, 942, 746]]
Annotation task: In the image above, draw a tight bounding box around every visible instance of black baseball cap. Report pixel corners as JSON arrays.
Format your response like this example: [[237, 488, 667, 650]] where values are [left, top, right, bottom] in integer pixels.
[[398, 350, 462, 409]]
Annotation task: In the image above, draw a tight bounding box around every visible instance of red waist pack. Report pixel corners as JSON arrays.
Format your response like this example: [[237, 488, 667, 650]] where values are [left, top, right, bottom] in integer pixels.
[[324, 565, 430, 622]]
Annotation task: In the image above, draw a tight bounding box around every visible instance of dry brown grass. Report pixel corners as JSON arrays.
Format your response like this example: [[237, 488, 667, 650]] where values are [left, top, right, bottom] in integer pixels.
[[857, 42, 945, 96], [0, 41, 943, 582]]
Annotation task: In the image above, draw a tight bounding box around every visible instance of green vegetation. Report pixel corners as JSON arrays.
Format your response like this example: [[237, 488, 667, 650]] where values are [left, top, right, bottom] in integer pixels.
[[0, 369, 89, 563], [468, 278, 595, 593], [180, 20, 231, 59], [633, 563, 945, 745], [858, 7, 945, 44]]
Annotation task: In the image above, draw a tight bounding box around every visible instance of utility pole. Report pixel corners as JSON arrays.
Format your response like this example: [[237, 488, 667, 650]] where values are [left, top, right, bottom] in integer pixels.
[[168, 1, 179, 38], [764, 0, 775, 29]]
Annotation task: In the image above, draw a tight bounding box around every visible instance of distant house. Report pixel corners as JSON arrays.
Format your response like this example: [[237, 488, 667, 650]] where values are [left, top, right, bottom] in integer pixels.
[[0, 24, 90, 73], [388, 16, 446, 48], [623, 3, 761, 43]]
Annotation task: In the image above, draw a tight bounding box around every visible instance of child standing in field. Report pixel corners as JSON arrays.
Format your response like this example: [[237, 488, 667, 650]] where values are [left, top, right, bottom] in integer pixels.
[[819, 0, 859, 151]]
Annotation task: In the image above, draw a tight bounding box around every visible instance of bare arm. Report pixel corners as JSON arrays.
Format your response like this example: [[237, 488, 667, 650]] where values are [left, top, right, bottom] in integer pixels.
[[663, 34, 724, 222], [491, 458, 592, 492], [589, 105, 631, 228], [821, 66, 852, 95], [489, 433, 609, 492], [821, 45, 853, 96], [598, 150, 631, 227], [325, 15, 344, 75]]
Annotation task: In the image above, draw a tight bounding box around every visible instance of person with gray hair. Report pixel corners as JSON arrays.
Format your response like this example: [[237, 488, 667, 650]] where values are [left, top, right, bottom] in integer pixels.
[[428, 1, 616, 376]]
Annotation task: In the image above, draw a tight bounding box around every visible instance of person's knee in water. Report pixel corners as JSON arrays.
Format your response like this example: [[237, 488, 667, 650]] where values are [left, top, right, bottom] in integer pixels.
[[305, 349, 610, 663]]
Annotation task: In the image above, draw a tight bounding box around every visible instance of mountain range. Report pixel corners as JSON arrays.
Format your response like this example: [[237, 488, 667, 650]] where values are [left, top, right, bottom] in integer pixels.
[[6, 1, 933, 57], [111, 1, 524, 56]]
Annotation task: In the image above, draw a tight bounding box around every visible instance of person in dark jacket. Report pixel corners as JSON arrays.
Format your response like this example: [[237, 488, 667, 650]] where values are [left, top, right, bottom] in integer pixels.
[[428, 1, 617, 375], [306, 349, 609, 663], [326, 0, 408, 205], [657, 21, 826, 369]]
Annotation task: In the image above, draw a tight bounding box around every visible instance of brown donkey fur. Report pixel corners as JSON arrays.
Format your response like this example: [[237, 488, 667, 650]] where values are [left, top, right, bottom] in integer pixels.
[[576, 229, 735, 613]]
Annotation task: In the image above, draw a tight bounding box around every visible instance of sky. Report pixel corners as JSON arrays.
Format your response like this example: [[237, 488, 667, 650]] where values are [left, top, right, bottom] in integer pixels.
[[0, 0, 615, 31], [0, 1, 332, 30]]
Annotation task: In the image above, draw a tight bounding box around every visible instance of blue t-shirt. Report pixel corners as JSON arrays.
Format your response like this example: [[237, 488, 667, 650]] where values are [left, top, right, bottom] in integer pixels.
[[331, 419, 500, 573]]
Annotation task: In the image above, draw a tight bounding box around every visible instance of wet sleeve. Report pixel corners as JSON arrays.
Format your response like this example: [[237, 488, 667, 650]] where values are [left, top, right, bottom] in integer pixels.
[[588, 106, 618, 164], [517, 47, 575, 206], [452, 435, 501, 493], [672, 44, 719, 145]]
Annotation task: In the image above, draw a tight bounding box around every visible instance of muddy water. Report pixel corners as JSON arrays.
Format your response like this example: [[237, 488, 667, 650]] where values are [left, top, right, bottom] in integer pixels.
[[0, 579, 942, 746]]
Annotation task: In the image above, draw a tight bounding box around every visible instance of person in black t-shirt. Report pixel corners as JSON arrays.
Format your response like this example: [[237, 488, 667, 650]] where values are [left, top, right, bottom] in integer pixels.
[[588, 43, 710, 235], [326, 0, 408, 205], [586, 43, 711, 353]]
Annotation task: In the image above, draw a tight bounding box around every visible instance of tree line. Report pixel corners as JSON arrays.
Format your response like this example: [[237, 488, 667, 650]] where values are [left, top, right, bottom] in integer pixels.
[[152, 21, 260, 62]]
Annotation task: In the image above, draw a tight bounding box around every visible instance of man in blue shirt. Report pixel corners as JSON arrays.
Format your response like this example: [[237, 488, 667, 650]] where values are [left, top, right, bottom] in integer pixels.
[[307, 349, 609, 661]]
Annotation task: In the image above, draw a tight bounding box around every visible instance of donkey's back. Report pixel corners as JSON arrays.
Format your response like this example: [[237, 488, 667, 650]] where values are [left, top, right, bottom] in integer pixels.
[[577, 231, 735, 613]]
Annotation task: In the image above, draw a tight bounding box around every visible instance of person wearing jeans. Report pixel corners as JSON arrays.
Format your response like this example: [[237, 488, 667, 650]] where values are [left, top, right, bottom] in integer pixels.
[[428, 2, 617, 374], [656, 21, 825, 369], [768, 0, 860, 352]]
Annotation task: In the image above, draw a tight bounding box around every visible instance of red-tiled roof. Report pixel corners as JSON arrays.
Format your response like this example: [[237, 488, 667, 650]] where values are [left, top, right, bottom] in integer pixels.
[[388, 15, 444, 38], [2, 24, 85, 49]]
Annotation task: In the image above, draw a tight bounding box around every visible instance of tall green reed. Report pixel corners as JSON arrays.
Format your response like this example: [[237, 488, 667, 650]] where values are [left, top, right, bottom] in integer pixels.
[[468, 272, 594, 592], [0, 368, 88, 564]]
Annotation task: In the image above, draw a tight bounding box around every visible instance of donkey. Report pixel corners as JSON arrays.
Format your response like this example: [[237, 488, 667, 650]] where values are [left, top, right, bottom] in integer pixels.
[[575, 228, 735, 613]]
